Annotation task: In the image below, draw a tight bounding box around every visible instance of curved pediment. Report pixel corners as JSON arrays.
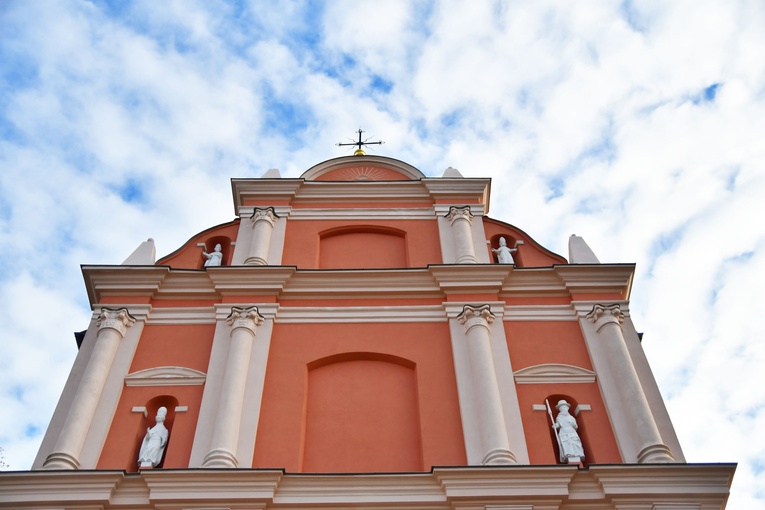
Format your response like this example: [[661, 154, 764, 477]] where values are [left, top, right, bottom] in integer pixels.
[[301, 155, 425, 181], [125, 366, 207, 386], [513, 363, 596, 384]]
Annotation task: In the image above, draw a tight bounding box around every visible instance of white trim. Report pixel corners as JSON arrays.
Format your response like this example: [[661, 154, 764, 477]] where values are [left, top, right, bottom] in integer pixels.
[[287, 207, 436, 220], [124, 366, 207, 386], [274, 305, 447, 323], [513, 363, 597, 384], [503, 305, 577, 321], [146, 307, 216, 324], [300, 155, 426, 181], [131, 406, 148, 417], [175, 406, 188, 413]]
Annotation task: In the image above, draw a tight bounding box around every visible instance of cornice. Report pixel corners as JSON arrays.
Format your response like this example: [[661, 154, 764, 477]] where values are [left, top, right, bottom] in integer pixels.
[[429, 265, 512, 294], [422, 178, 491, 209], [555, 264, 635, 297], [231, 179, 302, 210], [206, 266, 297, 296], [0, 464, 735, 508], [82, 266, 170, 306]]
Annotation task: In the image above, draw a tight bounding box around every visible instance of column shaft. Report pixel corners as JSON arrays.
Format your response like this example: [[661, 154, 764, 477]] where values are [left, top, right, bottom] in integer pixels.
[[203, 306, 263, 467], [245, 208, 277, 266], [588, 305, 674, 463], [43, 308, 134, 469], [459, 305, 516, 464], [446, 206, 478, 264]]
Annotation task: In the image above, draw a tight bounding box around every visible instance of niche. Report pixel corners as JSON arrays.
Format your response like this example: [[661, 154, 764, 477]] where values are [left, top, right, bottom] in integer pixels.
[[200, 236, 232, 268], [130, 395, 178, 471], [318, 226, 408, 269], [489, 234, 523, 266], [301, 353, 423, 472], [545, 393, 593, 465]]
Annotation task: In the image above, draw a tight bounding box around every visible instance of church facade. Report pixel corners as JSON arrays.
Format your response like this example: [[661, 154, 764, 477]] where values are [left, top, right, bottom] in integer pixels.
[[1, 155, 734, 509]]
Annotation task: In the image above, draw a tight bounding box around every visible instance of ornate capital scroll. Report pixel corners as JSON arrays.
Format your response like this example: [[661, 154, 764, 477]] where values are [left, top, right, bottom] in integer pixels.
[[445, 205, 474, 225], [250, 207, 278, 227], [457, 304, 496, 331], [96, 308, 136, 337], [226, 306, 265, 335], [586, 304, 624, 332]]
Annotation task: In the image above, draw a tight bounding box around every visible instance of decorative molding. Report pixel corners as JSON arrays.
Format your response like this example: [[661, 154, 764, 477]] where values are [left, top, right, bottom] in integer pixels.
[[227, 306, 265, 334], [0, 464, 735, 508], [125, 367, 207, 387], [457, 304, 496, 332], [131, 406, 148, 417], [574, 404, 591, 416], [175, 406, 188, 413], [586, 303, 625, 332], [514, 363, 596, 384], [287, 207, 436, 220], [146, 307, 216, 324], [251, 207, 279, 226], [445, 205, 474, 224], [300, 155, 425, 181], [502, 305, 577, 321], [96, 308, 136, 337], [274, 305, 447, 323]]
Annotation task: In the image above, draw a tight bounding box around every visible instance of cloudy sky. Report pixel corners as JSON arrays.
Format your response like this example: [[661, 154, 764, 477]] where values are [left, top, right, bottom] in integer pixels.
[[1, 0, 763, 506]]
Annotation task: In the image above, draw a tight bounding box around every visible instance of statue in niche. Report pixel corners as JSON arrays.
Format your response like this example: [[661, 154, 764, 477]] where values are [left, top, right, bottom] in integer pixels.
[[138, 407, 169, 468], [554, 399, 584, 463], [492, 237, 519, 264], [202, 243, 223, 267]]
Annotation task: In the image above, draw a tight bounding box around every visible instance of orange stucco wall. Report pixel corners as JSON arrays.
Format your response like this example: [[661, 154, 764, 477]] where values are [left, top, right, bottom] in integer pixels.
[[483, 218, 567, 267], [252, 321, 466, 472], [282, 219, 442, 269], [505, 321, 621, 463], [157, 221, 240, 269], [129, 324, 215, 374]]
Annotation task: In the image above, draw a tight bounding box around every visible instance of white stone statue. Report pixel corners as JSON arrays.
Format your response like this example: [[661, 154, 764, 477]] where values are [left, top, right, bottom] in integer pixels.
[[202, 244, 223, 267], [492, 237, 519, 264], [138, 407, 169, 468], [554, 400, 584, 463]]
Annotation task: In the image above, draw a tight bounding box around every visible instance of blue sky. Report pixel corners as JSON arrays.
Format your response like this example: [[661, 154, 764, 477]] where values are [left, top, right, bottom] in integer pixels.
[[1, 1, 764, 506]]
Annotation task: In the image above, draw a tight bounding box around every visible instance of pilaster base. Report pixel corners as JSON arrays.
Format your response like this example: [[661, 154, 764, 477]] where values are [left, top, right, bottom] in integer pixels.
[[202, 448, 239, 468], [42, 451, 79, 470], [638, 443, 675, 463], [482, 448, 517, 465], [244, 256, 267, 266]]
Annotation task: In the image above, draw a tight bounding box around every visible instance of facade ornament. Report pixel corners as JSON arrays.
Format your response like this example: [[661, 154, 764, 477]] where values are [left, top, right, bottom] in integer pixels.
[[202, 244, 223, 267], [227, 306, 265, 335], [586, 304, 624, 332], [458, 304, 496, 330], [96, 307, 136, 337], [445, 205, 474, 224], [251, 207, 279, 227], [552, 400, 584, 463], [492, 237, 519, 265], [138, 407, 169, 468]]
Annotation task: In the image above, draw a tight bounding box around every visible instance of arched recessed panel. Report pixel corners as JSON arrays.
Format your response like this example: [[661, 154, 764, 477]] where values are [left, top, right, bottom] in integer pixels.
[[319, 227, 408, 269], [301, 354, 423, 472]]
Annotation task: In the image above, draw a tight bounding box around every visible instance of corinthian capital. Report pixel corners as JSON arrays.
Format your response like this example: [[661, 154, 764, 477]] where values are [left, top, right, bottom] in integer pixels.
[[227, 306, 265, 335], [96, 308, 136, 337], [445, 205, 474, 224], [251, 207, 278, 226], [457, 304, 496, 331], [586, 304, 625, 332]]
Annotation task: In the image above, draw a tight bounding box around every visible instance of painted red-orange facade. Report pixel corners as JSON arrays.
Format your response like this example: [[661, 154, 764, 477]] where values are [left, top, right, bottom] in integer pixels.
[[3, 155, 734, 509]]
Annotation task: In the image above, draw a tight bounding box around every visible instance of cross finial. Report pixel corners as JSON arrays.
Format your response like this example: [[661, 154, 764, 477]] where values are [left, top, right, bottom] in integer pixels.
[[336, 128, 384, 156]]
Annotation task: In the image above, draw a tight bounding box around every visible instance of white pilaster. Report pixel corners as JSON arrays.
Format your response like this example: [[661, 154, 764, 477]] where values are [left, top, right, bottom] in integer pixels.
[[584, 304, 674, 463], [202, 306, 264, 468], [457, 305, 516, 465], [446, 206, 478, 264], [245, 208, 278, 266], [42, 308, 136, 470]]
